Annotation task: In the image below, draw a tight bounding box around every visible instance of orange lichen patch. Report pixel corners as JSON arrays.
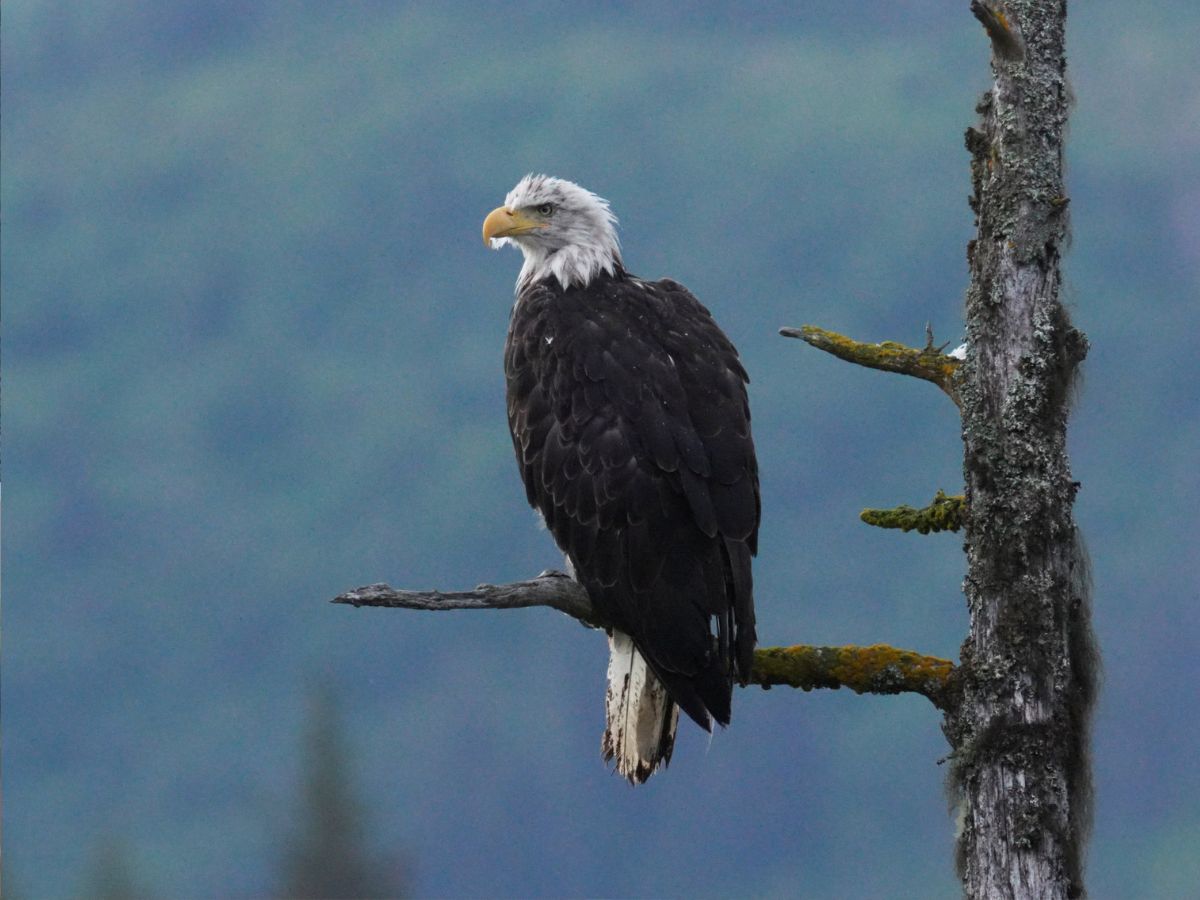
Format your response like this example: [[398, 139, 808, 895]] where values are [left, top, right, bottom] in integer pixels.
[[750, 643, 957, 709], [828, 644, 955, 693]]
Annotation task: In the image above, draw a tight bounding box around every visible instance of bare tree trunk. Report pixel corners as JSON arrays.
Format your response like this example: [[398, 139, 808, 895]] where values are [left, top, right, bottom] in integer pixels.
[[949, 2, 1097, 897]]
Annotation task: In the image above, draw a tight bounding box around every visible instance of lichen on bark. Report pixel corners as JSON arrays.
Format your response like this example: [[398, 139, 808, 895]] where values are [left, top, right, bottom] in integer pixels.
[[949, 3, 1097, 897]]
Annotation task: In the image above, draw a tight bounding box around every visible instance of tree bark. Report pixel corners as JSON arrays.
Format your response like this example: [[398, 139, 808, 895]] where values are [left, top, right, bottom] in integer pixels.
[[949, 3, 1097, 897]]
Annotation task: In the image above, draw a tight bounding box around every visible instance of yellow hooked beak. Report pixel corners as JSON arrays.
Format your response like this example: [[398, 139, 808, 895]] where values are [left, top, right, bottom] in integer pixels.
[[482, 206, 546, 246]]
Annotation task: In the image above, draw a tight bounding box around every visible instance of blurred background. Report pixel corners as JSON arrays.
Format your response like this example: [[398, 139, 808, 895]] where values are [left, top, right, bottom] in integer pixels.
[[4, 2, 1197, 897]]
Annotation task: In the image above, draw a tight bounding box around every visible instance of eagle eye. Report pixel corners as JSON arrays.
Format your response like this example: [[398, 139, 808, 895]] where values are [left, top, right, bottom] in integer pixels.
[[536, 203, 555, 216]]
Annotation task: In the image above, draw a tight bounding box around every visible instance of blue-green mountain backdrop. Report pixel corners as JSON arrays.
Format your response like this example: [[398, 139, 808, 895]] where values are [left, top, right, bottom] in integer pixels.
[[5, 2, 1198, 896]]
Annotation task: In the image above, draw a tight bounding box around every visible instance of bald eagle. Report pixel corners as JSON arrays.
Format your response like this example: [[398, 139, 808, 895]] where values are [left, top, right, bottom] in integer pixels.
[[483, 175, 759, 783]]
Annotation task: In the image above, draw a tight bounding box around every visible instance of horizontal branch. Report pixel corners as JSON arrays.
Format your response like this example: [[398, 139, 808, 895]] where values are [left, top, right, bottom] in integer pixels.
[[751, 644, 957, 710], [334, 575, 957, 710], [780, 324, 962, 407], [334, 571, 605, 629], [861, 490, 967, 534]]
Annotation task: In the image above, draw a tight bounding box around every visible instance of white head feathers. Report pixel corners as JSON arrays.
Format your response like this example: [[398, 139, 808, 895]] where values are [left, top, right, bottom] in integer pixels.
[[488, 174, 622, 290]]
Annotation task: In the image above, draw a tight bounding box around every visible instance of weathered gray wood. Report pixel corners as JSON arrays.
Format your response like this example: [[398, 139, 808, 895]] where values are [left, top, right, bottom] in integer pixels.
[[333, 571, 607, 629], [949, 3, 1097, 898]]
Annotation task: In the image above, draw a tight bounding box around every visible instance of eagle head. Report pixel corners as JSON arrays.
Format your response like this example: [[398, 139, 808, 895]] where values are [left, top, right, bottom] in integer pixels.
[[483, 174, 622, 290]]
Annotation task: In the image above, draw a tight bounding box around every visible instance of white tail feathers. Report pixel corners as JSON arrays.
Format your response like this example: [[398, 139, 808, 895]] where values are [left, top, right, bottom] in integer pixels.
[[601, 631, 679, 784]]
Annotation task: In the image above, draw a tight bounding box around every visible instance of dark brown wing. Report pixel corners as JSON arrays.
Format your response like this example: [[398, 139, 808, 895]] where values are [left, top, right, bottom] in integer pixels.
[[504, 272, 758, 728]]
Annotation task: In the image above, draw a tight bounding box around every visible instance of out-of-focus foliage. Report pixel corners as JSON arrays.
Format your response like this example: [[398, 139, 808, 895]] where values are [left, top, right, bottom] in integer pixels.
[[277, 684, 406, 899], [84, 838, 148, 900], [4, 2, 1197, 897]]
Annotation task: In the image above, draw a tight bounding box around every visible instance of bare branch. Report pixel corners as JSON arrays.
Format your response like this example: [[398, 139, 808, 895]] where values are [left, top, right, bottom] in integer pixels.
[[780, 324, 962, 407], [333, 571, 607, 629], [861, 490, 967, 534], [334, 576, 958, 710]]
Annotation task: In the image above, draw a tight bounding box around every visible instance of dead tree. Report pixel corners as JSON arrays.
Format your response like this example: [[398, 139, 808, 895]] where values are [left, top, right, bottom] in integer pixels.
[[334, 2, 1095, 896], [951, 2, 1096, 898]]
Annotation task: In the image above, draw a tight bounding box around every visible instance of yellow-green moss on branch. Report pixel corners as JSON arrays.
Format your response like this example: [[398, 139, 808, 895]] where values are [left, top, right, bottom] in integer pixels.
[[861, 490, 966, 534], [780, 324, 962, 407], [751, 644, 957, 710]]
